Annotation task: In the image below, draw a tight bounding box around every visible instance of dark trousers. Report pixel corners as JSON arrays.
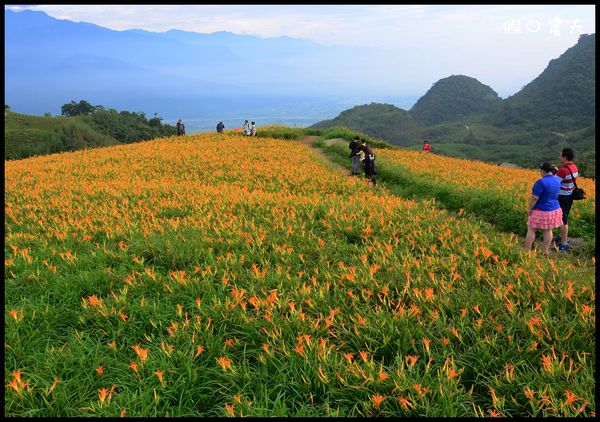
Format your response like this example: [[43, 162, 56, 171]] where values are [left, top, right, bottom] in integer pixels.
[[558, 195, 573, 225]]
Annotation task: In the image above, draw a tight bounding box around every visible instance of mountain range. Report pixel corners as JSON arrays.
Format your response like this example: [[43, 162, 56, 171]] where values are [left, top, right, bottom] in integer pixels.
[[4, 9, 403, 118]]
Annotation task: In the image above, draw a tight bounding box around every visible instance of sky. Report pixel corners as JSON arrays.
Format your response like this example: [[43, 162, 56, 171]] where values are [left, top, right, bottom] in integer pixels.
[[5, 4, 596, 97]]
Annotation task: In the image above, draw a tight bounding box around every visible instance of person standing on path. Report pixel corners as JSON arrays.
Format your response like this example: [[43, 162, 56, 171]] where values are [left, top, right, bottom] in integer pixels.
[[349, 136, 362, 175], [524, 162, 563, 255], [243, 120, 250, 136], [423, 140, 431, 153], [250, 122, 257, 136], [554, 148, 579, 252], [176, 119, 185, 136], [216, 121, 225, 133], [357, 139, 377, 185]]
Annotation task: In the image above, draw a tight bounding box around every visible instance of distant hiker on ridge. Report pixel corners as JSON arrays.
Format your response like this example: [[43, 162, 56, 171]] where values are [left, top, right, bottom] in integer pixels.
[[250, 122, 257, 136], [243, 120, 250, 136], [217, 121, 225, 133], [176, 119, 185, 136], [349, 136, 362, 176], [423, 140, 431, 153]]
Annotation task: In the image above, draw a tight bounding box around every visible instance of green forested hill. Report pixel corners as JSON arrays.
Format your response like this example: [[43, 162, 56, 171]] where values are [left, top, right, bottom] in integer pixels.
[[310, 103, 423, 146], [5, 105, 177, 160], [409, 75, 502, 126], [494, 33, 595, 131]]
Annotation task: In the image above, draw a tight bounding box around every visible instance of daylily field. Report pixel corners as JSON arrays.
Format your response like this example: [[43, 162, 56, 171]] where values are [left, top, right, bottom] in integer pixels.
[[4, 132, 595, 416]]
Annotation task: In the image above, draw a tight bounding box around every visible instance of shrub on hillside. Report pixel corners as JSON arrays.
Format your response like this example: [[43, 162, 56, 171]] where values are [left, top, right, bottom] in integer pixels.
[[322, 127, 392, 149], [50, 119, 117, 152]]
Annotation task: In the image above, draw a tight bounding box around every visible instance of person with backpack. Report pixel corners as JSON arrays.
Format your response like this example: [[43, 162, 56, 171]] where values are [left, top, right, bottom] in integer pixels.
[[216, 121, 225, 133], [524, 162, 563, 255], [554, 148, 580, 252], [357, 139, 376, 185], [176, 119, 185, 136], [348, 136, 362, 175]]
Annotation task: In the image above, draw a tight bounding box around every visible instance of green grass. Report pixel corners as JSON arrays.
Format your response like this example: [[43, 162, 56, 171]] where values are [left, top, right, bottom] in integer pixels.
[[321, 127, 393, 149], [4, 111, 67, 132], [254, 125, 323, 140]]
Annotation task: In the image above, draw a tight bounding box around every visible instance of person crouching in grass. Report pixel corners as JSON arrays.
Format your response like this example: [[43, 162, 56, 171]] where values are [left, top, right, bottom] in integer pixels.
[[524, 162, 563, 255]]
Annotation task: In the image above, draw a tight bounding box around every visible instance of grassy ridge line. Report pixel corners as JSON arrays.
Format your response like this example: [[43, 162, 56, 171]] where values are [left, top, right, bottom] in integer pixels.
[[316, 138, 595, 253]]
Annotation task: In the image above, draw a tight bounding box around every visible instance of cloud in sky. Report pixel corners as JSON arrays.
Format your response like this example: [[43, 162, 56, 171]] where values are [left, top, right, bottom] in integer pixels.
[[5, 4, 596, 97]]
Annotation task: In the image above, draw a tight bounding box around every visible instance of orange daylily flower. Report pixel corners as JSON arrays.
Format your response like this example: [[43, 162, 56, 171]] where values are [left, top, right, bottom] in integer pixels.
[[523, 387, 535, 400], [194, 345, 205, 358], [371, 394, 384, 409], [128, 361, 139, 375], [131, 344, 149, 361], [217, 356, 233, 371], [423, 338, 431, 354], [564, 390, 577, 407], [397, 396, 412, 410], [6, 379, 22, 395], [8, 309, 19, 321]]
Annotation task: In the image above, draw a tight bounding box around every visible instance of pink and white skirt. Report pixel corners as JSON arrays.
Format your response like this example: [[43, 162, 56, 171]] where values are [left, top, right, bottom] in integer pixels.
[[527, 208, 563, 229]]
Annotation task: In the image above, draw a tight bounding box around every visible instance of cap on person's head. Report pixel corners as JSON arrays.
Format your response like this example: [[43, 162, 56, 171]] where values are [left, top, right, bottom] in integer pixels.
[[540, 162, 554, 173]]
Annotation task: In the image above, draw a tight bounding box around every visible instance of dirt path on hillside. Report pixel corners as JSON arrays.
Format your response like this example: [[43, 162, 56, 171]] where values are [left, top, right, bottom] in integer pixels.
[[297, 136, 349, 174], [300, 135, 586, 253]]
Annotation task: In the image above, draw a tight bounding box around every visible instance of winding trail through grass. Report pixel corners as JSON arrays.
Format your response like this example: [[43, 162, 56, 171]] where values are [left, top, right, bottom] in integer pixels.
[[299, 136, 586, 253], [297, 135, 348, 174]]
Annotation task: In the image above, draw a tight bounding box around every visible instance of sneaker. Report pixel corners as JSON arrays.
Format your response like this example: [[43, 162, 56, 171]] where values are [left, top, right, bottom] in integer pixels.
[[558, 243, 572, 253]]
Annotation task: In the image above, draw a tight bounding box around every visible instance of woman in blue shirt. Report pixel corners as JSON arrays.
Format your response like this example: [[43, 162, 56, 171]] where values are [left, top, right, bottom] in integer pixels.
[[524, 162, 563, 254]]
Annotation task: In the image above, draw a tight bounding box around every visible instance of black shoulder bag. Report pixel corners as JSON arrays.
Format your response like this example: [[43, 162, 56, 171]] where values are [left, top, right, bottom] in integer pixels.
[[565, 166, 585, 200]]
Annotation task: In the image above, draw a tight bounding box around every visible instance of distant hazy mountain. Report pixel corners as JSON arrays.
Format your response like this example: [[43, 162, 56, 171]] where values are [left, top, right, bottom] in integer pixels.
[[311, 103, 423, 146], [409, 75, 502, 126], [494, 33, 595, 131], [4, 9, 391, 116]]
